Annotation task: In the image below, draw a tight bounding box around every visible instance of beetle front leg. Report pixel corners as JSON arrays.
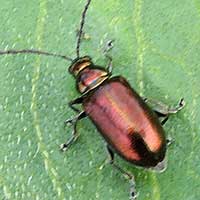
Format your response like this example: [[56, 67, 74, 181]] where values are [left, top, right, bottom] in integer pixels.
[[106, 146, 137, 200], [144, 98, 185, 125], [103, 40, 114, 75], [105, 54, 113, 75], [60, 111, 87, 151]]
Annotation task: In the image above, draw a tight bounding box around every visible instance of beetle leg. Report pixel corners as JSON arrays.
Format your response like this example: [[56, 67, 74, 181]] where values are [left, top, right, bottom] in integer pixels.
[[68, 96, 84, 113], [103, 40, 114, 75], [103, 39, 114, 54], [160, 116, 169, 126], [150, 156, 167, 172], [166, 136, 174, 146], [105, 54, 113, 75], [143, 97, 185, 115], [60, 111, 87, 151], [106, 146, 137, 200], [144, 98, 185, 125]]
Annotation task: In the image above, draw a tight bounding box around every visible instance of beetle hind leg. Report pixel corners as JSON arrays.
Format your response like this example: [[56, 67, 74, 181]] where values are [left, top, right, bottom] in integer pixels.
[[106, 146, 137, 200], [144, 98, 185, 125], [150, 157, 167, 172], [60, 111, 87, 151]]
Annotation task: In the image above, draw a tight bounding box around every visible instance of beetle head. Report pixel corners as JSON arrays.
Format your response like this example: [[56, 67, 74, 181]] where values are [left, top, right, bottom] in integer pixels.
[[69, 56, 92, 77]]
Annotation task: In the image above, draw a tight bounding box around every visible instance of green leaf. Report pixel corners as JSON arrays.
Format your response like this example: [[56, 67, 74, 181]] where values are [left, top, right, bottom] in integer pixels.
[[0, 0, 199, 199]]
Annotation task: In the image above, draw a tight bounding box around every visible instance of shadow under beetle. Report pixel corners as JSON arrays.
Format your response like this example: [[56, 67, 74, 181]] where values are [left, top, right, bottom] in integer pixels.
[[0, 0, 185, 199]]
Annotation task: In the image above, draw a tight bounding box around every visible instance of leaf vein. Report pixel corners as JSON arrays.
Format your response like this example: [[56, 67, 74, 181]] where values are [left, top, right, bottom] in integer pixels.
[[30, 1, 65, 199]]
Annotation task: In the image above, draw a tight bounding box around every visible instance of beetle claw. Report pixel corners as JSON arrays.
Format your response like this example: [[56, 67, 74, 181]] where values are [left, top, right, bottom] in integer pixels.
[[130, 192, 138, 200], [103, 39, 114, 54], [172, 98, 185, 112], [129, 177, 138, 200], [166, 136, 174, 146], [179, 98, 185, 108], [60, 143, 68, 151]]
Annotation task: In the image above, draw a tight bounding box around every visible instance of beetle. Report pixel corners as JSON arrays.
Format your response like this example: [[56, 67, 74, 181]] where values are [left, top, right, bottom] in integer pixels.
[[0, 0, 185, 199]]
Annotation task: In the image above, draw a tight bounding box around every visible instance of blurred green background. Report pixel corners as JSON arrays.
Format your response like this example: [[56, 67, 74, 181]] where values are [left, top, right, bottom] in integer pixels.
[[0, 0, 200, 199]]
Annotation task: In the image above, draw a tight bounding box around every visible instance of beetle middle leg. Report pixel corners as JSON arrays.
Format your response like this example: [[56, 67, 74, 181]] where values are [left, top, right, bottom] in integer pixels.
[[68, 96, 84, 113], [60, 111, 87, 151], [60, 96, 86, 151], [144, 98, 185, 125], [106, 145, 137, 200]]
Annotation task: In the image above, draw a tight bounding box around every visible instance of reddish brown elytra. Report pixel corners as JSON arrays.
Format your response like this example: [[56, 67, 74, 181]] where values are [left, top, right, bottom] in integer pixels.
[[0, 0, 185, 199]]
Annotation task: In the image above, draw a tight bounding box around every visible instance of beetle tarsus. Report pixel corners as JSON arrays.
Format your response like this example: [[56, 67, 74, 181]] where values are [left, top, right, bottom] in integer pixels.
[[130, 177, 137, 200], [103, 39, 114, 54], [64, 118, 74, 127], [60, 134, 79, 151], [166, 136, 174, 146], [169, 98, 185, 113]]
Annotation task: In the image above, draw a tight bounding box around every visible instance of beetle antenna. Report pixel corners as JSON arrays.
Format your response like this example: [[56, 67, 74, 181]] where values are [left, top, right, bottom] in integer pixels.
[[76, 0, 92, 58], [0, 49, 73, 61]]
